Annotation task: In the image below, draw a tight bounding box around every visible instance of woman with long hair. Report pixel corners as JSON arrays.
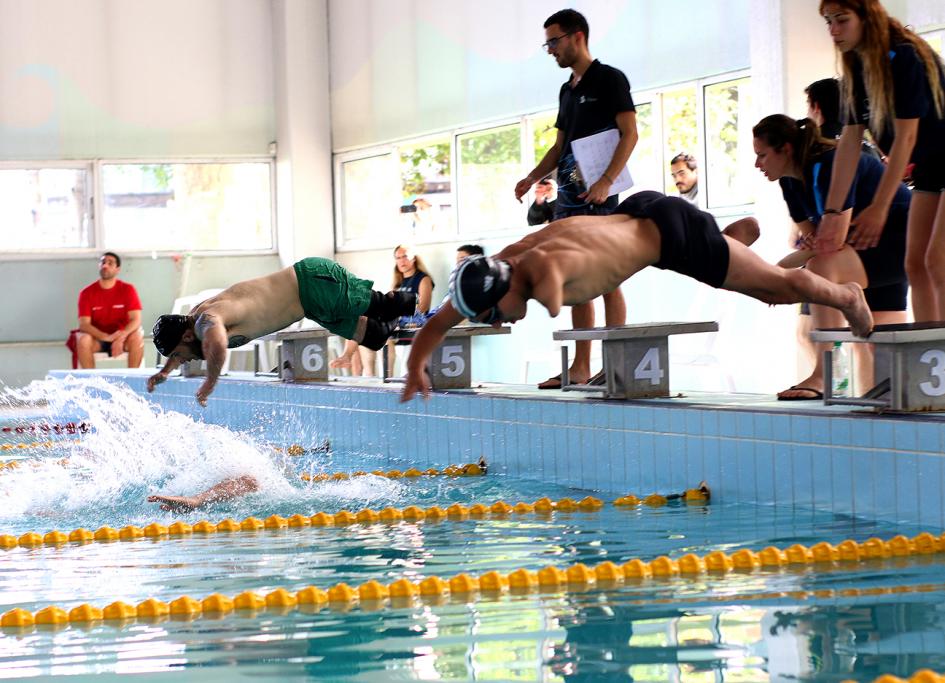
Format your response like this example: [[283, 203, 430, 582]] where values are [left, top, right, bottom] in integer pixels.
[[391, 244, 434, 313], [818, 0, 945, 320], [753, 114, 910, 399]]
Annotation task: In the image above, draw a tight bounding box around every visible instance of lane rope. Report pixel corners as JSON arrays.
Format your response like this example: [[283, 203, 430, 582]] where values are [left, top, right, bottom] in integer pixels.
[[2, 532, 944, 632]]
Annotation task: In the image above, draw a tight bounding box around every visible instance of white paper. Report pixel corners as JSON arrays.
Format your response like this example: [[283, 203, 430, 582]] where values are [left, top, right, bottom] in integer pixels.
[[571, 129, 634, 196]]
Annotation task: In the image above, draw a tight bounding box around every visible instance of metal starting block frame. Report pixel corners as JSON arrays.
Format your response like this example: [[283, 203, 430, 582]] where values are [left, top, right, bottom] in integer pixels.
[[278, 329, 332, 382], [553, 321, 719, 399], [812, 322, 945, 411], [383, 324, 511, 389]]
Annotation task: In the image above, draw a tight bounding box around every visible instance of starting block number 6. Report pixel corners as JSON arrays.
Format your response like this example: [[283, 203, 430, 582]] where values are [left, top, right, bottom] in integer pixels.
[[634, 347, 664, 386], [301, 343, 325, 373], [919, 349, 945, 397], [440, 344, 465, 378]]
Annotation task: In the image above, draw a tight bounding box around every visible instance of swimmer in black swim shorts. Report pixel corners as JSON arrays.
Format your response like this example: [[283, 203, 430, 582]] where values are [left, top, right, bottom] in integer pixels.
[[401, 190, 874, 401]]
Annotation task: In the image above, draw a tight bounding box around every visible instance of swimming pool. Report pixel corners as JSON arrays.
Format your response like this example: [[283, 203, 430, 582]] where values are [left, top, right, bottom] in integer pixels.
[[1, 376, 944, 680]]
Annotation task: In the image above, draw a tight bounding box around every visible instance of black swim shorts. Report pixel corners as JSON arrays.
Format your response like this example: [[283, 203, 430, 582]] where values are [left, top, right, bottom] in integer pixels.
[[613, 191, 730, 288], [911, 162, 945, 193]]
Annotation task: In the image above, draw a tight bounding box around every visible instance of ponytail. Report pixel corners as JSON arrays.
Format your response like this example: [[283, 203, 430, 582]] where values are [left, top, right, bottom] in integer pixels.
[[752, 114, 836, 173]]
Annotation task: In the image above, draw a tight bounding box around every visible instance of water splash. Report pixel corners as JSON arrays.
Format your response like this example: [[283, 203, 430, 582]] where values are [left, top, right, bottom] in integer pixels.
[[0, 376, 402, 529]]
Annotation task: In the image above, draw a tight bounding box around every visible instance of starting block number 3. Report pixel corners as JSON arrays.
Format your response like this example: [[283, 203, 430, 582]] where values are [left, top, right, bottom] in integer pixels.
[[919, 349, 945, 397], [634, 347, 664, 386], [302, 344, 325, 373]]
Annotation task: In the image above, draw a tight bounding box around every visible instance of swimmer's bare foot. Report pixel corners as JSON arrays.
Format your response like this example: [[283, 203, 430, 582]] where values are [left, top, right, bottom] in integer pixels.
[[841, 282, 873, 338], [147, 494, 199, 513]]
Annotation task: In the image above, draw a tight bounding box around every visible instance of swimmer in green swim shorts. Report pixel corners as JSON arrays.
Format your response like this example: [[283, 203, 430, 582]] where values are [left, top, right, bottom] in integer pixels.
[[148, 257, 417, 405]]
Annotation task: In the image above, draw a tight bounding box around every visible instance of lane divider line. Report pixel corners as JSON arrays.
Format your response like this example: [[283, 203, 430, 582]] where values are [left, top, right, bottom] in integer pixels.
[[2, 532, 945, 632]]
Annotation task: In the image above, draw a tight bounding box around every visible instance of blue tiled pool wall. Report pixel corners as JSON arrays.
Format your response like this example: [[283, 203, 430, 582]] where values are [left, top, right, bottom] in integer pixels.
[[85, 374, 945, 530]]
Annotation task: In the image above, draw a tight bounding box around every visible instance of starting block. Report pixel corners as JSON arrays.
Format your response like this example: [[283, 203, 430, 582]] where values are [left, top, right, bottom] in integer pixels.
[[278, 329, 332, 382], [384, 324, 511, 389], [553, 321, 718, 399], [812, 322, 945, 411]]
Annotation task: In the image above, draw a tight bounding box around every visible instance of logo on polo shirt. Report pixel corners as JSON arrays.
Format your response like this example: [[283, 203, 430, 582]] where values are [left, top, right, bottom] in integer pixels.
[[578, 96, 598, 105]]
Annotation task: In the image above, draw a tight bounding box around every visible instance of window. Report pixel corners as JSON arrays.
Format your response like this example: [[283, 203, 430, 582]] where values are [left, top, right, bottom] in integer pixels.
[[398, 137, 453, 237], [457, 123, 522, 233], [660, 87, 698, 195], [627, 102, 660, 195], [101, 161, 273, 252], [704, 77, 754, 208], [339, 153, 400, 246], [0, 167, 91, 250], [530, 112, 558, 167]]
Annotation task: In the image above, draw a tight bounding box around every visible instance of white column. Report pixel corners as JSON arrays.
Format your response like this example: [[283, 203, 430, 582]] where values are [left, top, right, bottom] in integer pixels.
[[272, 0, 334, 266]]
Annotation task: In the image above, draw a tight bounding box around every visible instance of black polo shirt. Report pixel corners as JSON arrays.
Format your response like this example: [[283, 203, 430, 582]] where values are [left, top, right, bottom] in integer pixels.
[[846, 43, 945, 169], [554, 60, 635, 215]]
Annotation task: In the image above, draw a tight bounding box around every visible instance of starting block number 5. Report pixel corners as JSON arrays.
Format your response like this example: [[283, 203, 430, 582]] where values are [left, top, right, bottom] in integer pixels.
[[440, 344, 465, 378], [301, 343, 325, 373], [634, 347, 664, 386], [919, 349, 945, 397]]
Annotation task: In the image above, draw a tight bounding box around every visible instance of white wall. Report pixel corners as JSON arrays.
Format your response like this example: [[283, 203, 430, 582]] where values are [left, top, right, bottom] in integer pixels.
[[0, 0, 275, 158], [329, 0, 750, 150]]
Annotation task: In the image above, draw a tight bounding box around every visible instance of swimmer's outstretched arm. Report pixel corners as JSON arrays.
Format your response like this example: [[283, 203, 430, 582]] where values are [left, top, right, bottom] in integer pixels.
[[147, 475, 258, 512], [195, 316, 229, 406], [401, 303, 464, 402], [147, 356, 183, 392]]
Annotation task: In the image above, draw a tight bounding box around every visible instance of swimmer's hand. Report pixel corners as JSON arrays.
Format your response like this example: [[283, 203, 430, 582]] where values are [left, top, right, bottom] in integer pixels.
[[147, 371, 168, 393], [329, 355, 353, 369], [195, 381, 214, 407], [401, 365, 431, 402]]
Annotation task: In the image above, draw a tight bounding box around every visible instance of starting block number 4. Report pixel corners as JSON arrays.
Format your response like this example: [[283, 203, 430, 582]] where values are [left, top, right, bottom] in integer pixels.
[[634, 347, 664, 386]]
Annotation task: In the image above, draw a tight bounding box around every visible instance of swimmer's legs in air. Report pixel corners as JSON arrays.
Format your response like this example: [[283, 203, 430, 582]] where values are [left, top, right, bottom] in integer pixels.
[[365, 291, 418, 322]]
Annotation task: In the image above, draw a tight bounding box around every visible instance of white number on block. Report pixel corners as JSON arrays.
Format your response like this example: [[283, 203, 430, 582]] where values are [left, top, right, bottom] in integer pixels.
[[919, 349, 945, 397], [440, 345, 465, 378], [634, 347, 664, 386], [301, 343, 325, 373]]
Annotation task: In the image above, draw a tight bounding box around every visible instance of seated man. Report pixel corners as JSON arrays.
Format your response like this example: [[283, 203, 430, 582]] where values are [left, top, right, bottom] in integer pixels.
[[148, 257, 417, 405], [401, 191, 872, 401], [670, 153, 699, 205], [75, 252, 144, 368]]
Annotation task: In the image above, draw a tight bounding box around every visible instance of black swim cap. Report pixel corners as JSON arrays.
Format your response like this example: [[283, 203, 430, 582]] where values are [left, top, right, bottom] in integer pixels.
[[448, 255, 512, 319], [152, 314, 191, 357]]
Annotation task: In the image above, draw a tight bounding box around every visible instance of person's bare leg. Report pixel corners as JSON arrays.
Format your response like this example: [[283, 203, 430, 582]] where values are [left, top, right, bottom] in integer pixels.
[[330, 339, 359, 370], [795, 311, 817, 379], [76, 333, 99, 369], [721, 238, 873, 338], [722, 217, 760, 247], [905, 193, 940, 322], [350, 346, 364, 376], [147, 475, 258, 512], [125, 329, 144, 368], [923, 193, 945, 321], [359, 347, 377, 377], [776, 249, 867, 399], [538, 302, 593, 388]]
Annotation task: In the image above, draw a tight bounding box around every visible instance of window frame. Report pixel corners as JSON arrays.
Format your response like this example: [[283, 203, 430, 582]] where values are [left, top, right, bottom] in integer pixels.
[[0, 157, 277, 260], [631, 68, 753, 215]]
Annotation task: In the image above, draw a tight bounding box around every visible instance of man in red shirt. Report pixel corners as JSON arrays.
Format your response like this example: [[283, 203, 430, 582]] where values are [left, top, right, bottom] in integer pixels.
[[76, 252, 144, 368]]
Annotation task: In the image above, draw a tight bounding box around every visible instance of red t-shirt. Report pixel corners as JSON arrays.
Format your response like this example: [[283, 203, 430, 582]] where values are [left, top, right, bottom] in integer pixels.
[[77, 280, 142, 334]]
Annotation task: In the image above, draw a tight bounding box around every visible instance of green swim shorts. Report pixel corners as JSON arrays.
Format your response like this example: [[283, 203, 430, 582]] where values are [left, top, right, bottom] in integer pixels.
[[293, 258, 374, 339]]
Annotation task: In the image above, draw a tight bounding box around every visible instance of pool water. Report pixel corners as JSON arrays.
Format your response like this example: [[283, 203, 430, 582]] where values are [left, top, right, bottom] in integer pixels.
[[0, 377, 943, 681]]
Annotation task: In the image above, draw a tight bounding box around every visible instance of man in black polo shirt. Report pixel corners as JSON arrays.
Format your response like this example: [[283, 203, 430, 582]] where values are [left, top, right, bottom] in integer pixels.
[[514, 8, 638, 389]]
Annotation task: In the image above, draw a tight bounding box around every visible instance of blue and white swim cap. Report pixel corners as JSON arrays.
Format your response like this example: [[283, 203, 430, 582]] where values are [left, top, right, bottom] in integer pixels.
[[447, 255, 512, 319]]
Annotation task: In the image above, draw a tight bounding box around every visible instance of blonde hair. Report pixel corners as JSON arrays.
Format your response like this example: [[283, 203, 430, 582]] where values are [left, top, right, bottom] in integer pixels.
[[821, 0, 945, 137], [391, 244, 435, 290]]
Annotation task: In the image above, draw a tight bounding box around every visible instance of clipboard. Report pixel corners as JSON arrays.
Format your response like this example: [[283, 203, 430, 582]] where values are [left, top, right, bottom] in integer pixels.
[[571, 129, 634, 195]]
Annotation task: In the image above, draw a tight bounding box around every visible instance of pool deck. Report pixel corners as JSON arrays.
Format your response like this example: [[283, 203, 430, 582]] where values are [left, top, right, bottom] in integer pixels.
[[51, 369, 945, 530]]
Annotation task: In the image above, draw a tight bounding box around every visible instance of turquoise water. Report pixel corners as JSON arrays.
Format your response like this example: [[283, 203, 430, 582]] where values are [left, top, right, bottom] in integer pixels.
[[0, 378, 944, 681]]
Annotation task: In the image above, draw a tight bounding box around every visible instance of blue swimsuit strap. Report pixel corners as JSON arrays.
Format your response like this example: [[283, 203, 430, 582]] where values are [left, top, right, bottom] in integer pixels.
[[811, 161, 825, 218]]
